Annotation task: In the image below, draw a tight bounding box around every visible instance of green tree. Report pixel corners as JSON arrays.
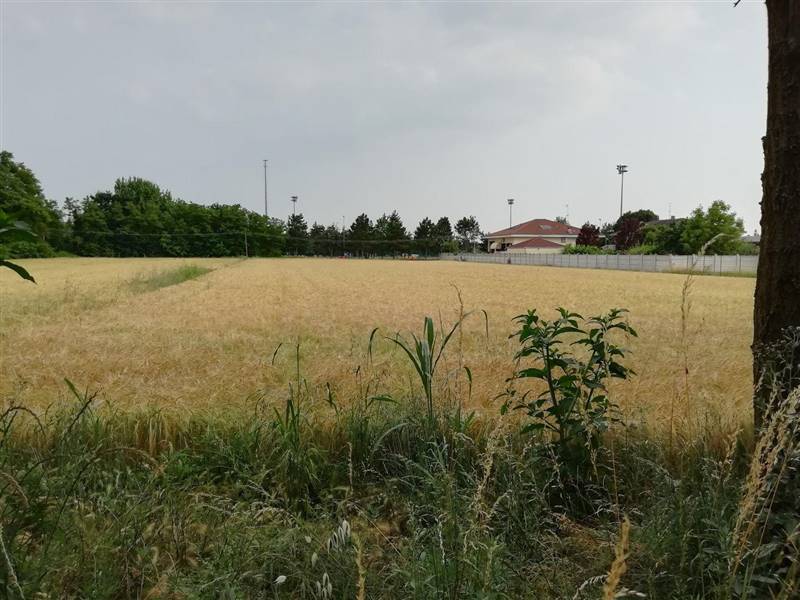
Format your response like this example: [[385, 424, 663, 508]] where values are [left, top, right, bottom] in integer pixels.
[[413, 217, 436, 256], [286, 213, 310, 255], [309, 223, 327, 255], [327, 224, 344, 256], [0, 151, 64, 256], [433, 216, 456, 253], [599, 222, 616, 246], [644, 220, 686, 254], [455, 216, 481, 252], [69, 177, 285, 257], [375, 211, 408, 256], [347, 213, 374, 257], [680, 201, 745, 254]]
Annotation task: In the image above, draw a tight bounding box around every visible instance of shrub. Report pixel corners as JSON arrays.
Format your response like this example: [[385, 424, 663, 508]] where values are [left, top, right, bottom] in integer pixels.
[[562, 244, 612, 255], [624, 244, 658, 255], [502, 308, 637, 461]]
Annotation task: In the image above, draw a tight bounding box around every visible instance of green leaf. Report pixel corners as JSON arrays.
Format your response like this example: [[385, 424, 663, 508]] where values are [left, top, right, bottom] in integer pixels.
[[0, 259, 36, 283], [517, 367, 548, 379]]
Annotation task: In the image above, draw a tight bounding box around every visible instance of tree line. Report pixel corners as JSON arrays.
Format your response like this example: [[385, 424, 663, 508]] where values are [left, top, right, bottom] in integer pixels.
[[0, 151, 483, 258], [566, 204, 754, 256], [0, 149, 755, 259]]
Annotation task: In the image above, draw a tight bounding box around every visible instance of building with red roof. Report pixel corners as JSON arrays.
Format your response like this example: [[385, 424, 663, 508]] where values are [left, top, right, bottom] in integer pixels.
[[486, 218, 580, 254]]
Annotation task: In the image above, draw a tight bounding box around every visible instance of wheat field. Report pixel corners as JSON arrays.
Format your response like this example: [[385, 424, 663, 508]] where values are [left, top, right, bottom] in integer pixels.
[[0, 257, 754, 433]]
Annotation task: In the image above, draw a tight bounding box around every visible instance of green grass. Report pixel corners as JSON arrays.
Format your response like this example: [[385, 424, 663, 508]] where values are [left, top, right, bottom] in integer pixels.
[[2, 314, 796, 599], [668, 268, 757, 278], [0, 381, 795, 599], [128, 264, 212, 293]]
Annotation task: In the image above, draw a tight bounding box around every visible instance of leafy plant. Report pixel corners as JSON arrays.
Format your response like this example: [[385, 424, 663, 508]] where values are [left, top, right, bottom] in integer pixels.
[[0, 211, 37, 282], [387, 316, 465, 427], [503, 308, 637, 456]]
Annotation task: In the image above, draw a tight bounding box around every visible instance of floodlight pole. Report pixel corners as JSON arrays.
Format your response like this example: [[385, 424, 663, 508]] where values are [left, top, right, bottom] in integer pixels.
[[291, 195, 298, 216], [507, 198, 514, 227], [264, 158, 269, 218], [616, 164, 628, 219]]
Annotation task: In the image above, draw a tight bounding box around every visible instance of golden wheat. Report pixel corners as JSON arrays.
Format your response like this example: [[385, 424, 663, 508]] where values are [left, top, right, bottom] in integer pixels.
[[0, 257, 754, 434]]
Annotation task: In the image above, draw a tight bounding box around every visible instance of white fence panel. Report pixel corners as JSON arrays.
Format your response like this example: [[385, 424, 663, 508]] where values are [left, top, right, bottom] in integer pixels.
[[441, 253, 758, 275]]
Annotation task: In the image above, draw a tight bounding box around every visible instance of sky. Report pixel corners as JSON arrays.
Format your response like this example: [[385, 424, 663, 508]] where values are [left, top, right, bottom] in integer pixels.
[[1, 1, 767, 234]]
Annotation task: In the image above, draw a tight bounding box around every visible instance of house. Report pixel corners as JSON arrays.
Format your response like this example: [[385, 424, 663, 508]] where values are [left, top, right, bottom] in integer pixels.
[[486, 218, 580, 254], [742, 233, 761, 247]]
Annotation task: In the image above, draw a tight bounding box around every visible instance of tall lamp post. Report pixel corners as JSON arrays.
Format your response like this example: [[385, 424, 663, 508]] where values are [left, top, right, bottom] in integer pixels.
[[291, 195, 298, 216], [264, 158, 269, 217], [507, 198, 514, 227], [616, 164, 628, 219]]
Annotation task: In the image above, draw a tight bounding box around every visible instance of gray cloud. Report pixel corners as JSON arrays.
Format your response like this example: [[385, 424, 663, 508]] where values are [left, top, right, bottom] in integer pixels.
[[2, 1, 766, 232]]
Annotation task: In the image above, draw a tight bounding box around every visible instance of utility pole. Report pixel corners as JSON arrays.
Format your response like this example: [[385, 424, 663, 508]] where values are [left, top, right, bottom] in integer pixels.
[[507, 198, 514, 227], [616, 164, 628, 219], [264, 158, 269, 218], [244, 213, 249, 257], [291, 195, 298, 216], [341, 215, 346, 256]]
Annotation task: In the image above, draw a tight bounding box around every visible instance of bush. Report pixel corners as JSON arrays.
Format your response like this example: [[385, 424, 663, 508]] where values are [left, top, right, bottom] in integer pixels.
[[0, 239, 55, 258], [624, 244, 658, 255], [502, 307, 636, 462], [562, 244, 612, 255]]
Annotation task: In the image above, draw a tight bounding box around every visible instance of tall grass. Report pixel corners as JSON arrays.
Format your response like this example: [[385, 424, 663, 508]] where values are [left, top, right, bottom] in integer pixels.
[[1, 317, 796, 598], [128, 263, 211, 293]]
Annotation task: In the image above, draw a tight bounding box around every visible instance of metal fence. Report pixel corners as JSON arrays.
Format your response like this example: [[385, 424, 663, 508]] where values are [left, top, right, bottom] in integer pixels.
[[440, 252, 759, 274]]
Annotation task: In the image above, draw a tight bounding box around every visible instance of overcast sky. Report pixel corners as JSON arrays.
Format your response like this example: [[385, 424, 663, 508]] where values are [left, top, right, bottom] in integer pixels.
[[2, 1, 767, 233]]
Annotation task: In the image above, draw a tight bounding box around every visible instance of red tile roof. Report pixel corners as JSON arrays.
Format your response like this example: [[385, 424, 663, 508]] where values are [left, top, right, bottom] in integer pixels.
[[510, 237, 564, 249], [488, 219, 580, 237]]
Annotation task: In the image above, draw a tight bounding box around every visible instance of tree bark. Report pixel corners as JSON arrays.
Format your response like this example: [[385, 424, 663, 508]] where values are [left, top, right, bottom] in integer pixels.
[[753, 1, 800, 428]]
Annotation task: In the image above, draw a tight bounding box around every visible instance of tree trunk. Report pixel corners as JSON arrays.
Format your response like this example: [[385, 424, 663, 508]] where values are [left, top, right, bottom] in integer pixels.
[[753, 1, 800, 428]]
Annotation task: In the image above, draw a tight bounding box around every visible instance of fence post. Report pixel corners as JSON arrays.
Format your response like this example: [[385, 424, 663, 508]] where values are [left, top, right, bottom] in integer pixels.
[[738, 254, 742, 273]]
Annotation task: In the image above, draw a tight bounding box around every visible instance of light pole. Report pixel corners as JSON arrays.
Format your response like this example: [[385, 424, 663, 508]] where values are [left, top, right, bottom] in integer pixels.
[[616, 164, 628, 219], [264, 158, 269, 218], [507, 198, 514, 227], [291, 195, 298, 216]]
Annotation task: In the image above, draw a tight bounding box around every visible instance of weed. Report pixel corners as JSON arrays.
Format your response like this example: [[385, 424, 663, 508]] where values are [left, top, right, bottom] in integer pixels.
[[503, 307, 636, 461], [128, 263, 211, 293]]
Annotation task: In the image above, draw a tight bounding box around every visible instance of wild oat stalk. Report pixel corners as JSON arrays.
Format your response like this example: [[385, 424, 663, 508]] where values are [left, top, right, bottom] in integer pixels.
[[0, 518, 24, 599], [731, 386, 800, 584], [674, 234, 723, 454], [603, 516, 631, 600]]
